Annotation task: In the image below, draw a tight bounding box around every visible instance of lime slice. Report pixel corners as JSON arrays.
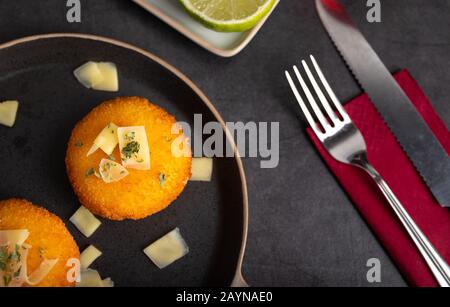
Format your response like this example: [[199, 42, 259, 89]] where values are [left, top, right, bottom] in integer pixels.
[[179, 0, 276, 32]]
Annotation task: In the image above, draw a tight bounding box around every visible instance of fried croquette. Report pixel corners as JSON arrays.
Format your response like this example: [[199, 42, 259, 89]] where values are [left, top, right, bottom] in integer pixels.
[[65, 96, 192, 220], [0, 198, 80, 287]]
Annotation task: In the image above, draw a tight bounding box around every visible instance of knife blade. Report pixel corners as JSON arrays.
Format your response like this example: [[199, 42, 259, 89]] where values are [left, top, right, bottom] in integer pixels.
[[316, 0, 450, 206]]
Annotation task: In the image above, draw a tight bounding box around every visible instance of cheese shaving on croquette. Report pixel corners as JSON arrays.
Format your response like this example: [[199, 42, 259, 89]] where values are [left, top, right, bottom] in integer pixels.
[[87, 122, 119, 156], [99, 158, 129, 183], [0, 199, 80, 287], [0, 230, 58, 287]]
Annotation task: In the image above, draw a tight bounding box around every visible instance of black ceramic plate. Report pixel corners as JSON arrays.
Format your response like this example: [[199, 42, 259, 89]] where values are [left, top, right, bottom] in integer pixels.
[[0, 34, 248, 287]]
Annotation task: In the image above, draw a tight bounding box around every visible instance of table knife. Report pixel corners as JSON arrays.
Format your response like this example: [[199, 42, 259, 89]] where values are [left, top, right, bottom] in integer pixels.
[[315, 0, 450, 206]]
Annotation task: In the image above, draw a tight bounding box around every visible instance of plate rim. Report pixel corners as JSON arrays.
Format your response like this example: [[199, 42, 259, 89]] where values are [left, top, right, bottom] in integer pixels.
[[132, 0, 280, 57], [0, 32, 249, 286]]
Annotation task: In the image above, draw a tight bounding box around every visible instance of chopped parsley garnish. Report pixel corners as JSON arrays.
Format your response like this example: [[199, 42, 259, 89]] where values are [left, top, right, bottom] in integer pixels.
[[3, 275, 11, 286], [13, 266, 21, 277], [159, 173, 166, 187], [74, 140, 83, 148], [121, 141, 140, 160], [0, 246, 8, 270], [124, 131, 136, 141], [0, 244, 23, 285], [108, 155, 116, 161], [102, 162, 112, 172], [10, 244, 20, 262], [85, 168, 95, 177], [0, 246, 7, 261]]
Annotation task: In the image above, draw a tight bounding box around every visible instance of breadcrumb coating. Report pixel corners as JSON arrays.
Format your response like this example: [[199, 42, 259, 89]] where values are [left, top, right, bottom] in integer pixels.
[[0, 198, 80, 287], [65, 97, 192, 220]]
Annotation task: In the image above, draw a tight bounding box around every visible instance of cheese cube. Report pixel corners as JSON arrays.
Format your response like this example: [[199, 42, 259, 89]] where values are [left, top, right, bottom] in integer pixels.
[[117, 126, 150, 170], [143, 228, 189, 269], [76, 269, 104, 287], [93, 62, 119, 92], [73, 61, 104, 89], [0, 100, 19, 127], [73, 61, 118, 92], [80, 245, 102, 269], [102, 278, 114, 287], [69, 206, 101, 238], [190, 158, 213, 181]]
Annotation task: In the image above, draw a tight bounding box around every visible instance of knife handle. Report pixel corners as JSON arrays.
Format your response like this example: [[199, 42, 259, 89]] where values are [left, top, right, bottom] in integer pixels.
[[357, 160, 450, 287]]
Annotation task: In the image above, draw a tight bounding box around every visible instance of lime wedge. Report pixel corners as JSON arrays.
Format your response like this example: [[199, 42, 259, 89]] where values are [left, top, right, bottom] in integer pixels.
[[179, 0, 276, 32]]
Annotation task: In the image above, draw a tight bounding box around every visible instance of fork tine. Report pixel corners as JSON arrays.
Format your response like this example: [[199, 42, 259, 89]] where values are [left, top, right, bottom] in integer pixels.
[[301, 59, 340, 125], [309, 55, 350, 122], [285, 70, 323, 136], [292, 65, 331, 131]]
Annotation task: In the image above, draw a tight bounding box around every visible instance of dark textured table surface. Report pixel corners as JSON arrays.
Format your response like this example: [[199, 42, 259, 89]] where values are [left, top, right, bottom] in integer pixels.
[[1, 0, 449, 287]]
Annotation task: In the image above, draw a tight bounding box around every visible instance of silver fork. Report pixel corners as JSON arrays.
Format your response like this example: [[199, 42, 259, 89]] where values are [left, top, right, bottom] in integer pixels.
[[285, 55, 450, 287]]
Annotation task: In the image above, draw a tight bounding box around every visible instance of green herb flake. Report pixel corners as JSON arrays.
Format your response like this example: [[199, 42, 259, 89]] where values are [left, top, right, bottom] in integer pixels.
[[13, 266, 21, 278], [85, 168, 95, 177], [10, 244, 20, 262], [102, 163, 110, 173], [3, 275, 12, 287], [159, 173, 166, 187], [108, 155, 116, 161], [74, 140, 83, 148], [39, 247, 45, 258], [0, 246, 8, 262], [124, 131, 136, 141], [121, 141, 140, 160]]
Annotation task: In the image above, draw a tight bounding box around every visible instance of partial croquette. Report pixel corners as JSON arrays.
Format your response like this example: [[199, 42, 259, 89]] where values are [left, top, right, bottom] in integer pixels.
[[65, 97, 192, 220], [0, 198, 80, 287]]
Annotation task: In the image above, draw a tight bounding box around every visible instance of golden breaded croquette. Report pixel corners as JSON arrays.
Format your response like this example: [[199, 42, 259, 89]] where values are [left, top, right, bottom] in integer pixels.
[[65, 97, 192, 220], [0, 198, 80, 287]]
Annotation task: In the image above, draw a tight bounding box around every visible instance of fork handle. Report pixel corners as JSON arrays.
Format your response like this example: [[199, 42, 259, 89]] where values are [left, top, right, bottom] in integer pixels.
[[353, 154, 450, 287]]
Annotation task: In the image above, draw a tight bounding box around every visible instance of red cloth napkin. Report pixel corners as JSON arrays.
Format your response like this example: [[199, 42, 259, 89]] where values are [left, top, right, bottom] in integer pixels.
[[307, 70, 450, 287]]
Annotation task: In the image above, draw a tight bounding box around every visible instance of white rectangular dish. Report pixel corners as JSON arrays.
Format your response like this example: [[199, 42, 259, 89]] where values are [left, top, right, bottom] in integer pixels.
[[133, 0, 280, 57]]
